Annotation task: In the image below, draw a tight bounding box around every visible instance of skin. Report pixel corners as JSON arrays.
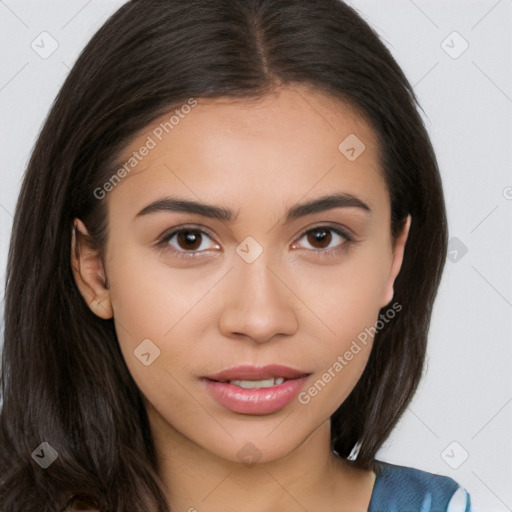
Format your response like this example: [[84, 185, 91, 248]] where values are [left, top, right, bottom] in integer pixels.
[[72, 84, 410, 512]]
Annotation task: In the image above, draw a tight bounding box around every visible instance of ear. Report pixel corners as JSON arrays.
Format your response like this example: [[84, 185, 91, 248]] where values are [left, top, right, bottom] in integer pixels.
[[71, 218, 113, 319], [381, 215, 411, 308]]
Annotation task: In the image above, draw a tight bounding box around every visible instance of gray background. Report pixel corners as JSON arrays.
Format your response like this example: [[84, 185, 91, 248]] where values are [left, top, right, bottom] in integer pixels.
[[0, 1, 511, 510]]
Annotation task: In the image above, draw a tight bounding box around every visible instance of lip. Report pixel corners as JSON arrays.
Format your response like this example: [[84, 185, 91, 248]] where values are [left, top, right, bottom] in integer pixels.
[[201, 365, 311, 415], [203, 364, 310, 382]]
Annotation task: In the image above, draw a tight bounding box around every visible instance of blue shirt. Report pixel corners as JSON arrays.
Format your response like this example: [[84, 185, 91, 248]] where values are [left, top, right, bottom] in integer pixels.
[[369, 460, 473, 512]]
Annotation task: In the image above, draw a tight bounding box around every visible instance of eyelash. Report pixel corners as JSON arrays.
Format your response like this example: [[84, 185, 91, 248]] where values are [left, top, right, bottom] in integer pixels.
[[155, 224, 355, 260]]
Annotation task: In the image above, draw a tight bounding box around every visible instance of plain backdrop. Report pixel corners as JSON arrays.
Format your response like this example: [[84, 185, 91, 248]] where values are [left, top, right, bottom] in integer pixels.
[[0, 1, 511, 510]]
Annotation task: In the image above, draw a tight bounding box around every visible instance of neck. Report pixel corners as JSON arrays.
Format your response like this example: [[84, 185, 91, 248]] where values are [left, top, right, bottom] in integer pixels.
[[147, 404, 375, 512]]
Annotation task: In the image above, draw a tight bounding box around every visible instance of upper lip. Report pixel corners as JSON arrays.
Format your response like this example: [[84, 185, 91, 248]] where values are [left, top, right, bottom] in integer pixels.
[[203, 365, 311, 381]]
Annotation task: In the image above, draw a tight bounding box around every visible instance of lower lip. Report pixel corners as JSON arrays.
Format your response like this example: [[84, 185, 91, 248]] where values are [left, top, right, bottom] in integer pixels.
[[201, 377, 309, 415]]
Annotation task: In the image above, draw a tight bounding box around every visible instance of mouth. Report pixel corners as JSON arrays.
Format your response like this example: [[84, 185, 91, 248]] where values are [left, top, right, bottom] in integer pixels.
[[201, 365, 312, 415]]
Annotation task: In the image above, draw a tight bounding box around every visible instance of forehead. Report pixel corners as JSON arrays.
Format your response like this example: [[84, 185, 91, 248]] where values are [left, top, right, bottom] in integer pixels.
[[107, 84, 387, 217]]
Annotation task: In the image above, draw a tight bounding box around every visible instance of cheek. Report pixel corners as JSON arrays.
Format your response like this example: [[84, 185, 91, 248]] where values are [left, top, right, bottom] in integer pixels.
[[291, 250, 391, 333], [105, 251, 182, 375], [105, 246, 223, 395], [290, 254, 390, 412], [107, 244, 214, 338], [296, 304, 377, 423]]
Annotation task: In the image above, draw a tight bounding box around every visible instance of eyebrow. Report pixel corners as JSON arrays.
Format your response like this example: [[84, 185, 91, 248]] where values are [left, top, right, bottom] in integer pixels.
[[134, 193, 371, 223]]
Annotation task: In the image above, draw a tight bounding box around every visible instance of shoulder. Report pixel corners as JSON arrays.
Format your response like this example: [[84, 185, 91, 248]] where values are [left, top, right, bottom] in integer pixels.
[[368, 460, 473, 512]]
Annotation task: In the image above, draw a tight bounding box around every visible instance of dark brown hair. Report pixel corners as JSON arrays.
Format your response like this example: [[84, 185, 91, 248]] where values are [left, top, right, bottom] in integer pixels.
[[0, 0, 447, 510]]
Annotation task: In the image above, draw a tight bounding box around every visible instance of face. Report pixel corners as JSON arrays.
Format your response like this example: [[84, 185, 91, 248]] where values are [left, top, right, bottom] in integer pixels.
[[72, 84, 409, 464]]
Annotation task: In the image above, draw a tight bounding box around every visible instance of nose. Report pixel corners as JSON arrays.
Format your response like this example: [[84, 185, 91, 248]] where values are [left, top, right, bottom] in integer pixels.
[[218, 253, 299, 344]]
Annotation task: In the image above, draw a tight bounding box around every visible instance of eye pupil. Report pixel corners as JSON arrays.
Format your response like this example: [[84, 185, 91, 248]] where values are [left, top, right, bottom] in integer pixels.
[[308, 229, 332, 249], [177, 230, 202, 250]]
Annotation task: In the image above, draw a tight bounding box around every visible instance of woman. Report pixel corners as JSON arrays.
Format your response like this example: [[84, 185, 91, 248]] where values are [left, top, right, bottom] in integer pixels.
[[0, 0, 473, 510]]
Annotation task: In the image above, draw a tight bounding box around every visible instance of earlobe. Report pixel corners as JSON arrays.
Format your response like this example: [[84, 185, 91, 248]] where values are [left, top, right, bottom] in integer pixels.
[[71, 218, 113, 319], [381, 215, 411, 307]]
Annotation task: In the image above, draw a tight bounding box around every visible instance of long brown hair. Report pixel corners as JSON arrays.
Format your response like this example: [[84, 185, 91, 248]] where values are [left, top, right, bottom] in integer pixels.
[[0, 0, 447, 510]]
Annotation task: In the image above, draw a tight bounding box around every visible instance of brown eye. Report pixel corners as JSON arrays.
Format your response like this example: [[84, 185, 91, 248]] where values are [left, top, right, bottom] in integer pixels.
[[158, 226, 220, 258], [175, 230, 203, 251], [306, 228, 332, 249], [292, 225, 354, 256]]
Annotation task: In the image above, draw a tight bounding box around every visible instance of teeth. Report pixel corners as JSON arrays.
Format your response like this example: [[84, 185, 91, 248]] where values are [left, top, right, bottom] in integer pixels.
[[229, 377, 285, 389]]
